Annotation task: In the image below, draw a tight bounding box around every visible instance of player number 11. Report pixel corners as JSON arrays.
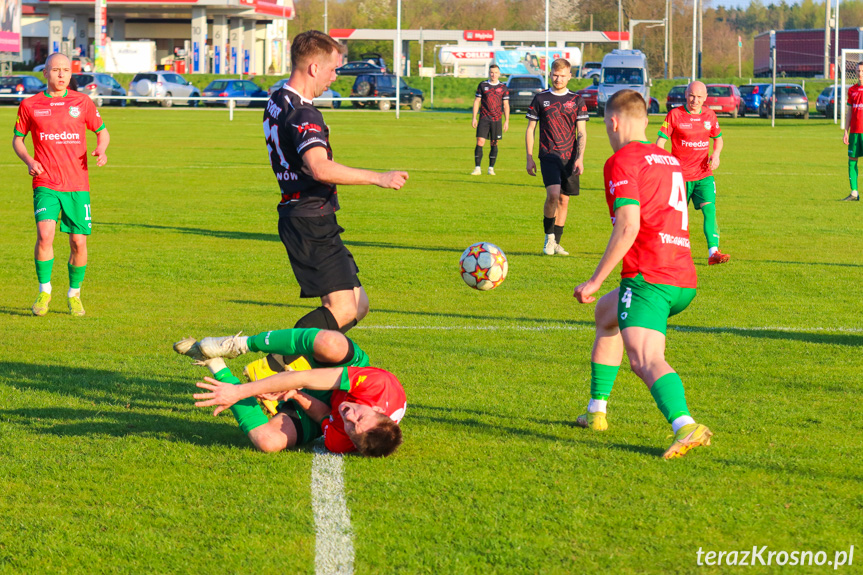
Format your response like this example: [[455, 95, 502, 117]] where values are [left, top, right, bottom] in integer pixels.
[[667, 172, 688, 231]]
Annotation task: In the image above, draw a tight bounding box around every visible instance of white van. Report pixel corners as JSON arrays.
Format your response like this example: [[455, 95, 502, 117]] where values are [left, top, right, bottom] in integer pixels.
[[596, 49, 651, 117]]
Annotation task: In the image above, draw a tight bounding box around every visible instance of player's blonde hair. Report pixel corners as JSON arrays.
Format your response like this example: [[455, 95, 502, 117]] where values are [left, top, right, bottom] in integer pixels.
[[551, 58, 571, 72], [290, 30, 345, 69], [606, 89, 648, 120]]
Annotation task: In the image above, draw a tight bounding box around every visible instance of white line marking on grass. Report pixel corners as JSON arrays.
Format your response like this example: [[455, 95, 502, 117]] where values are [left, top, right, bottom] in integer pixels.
[[354, 324, 862, 333], [311, 445, 354, 575]]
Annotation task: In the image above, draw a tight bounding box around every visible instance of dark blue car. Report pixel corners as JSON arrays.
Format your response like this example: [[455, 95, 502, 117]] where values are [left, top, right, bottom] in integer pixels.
[[201, 79, 267, 107], [739, 83, 771, 114]]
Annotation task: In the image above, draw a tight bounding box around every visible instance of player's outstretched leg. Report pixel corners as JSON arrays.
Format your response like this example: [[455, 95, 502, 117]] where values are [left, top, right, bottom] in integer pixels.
[[843, 158, 860, 201], [702, 202, 730, 265], [173, 333, 250, 361], [576, 291, 622, 431]]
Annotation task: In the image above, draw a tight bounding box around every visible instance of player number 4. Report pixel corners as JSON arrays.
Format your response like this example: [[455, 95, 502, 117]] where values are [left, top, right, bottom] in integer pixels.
[[621, 287, 633, 308], [667, 172, 688, 231]]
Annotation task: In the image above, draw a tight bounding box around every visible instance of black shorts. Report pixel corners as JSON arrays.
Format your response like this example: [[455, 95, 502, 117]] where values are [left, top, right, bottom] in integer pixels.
[[540, 155, 580, 196], [476, 117, 503, 141], [278, 214, 361, 298]]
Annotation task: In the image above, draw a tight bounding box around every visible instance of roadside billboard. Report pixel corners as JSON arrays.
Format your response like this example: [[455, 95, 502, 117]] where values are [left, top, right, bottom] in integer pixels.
[[1, 0, 22, 57]]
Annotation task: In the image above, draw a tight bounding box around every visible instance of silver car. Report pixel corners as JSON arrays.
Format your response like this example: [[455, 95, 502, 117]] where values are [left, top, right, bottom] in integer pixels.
[[72, 73, 127, 106], [129, 71, 200, 107], [816, 85, 842, 117]]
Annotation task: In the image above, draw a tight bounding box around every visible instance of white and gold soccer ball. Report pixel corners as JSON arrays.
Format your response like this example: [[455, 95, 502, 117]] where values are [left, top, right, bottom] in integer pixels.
[[459, 242, 508, 291]]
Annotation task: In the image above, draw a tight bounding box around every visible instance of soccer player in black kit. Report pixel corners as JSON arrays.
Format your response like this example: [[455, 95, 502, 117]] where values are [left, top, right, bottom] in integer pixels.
[[249, 30, 409, 382], [471, 64, 510, 176], [525, 58, 588, 256]]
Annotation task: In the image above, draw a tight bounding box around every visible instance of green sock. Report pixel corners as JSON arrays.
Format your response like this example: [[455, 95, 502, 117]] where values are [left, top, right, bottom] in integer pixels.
[[213, 367, 268, 434], [590, 362, 620, 400], [700, 202, 719, 250], [649, 372, 691, 423], [68, 264, 87, 289], [35, 258, 54, 284], [248, 328, 320, 356], [849, 158, 858, 191]]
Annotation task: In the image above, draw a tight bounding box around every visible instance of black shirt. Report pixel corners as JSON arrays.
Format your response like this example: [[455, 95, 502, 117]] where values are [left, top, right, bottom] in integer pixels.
[[475, 81, 509, 121], [263, 85, 339, 217], [526, 90, 589, 163]]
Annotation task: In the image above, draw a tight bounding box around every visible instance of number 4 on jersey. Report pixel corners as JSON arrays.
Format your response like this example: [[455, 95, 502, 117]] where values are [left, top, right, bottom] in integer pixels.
[[667, 172, 688, 231]]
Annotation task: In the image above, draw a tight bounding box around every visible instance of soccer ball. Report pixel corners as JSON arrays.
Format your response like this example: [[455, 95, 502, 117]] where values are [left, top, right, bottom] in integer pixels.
[[459, 242, 508, 291]]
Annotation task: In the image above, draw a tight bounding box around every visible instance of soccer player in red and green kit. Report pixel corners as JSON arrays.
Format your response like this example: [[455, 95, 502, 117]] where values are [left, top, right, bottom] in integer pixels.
[[841, 60, 863, 201], [573, 90, 712, 460], [12, 53, 110, 316], [656, 81, 729, 265]]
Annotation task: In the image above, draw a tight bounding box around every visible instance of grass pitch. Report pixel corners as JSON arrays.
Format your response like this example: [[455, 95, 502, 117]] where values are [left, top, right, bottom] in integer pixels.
[[0, 106, 861, 574]]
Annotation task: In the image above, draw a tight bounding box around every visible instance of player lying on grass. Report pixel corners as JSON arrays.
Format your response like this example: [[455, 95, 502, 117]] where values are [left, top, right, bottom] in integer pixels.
[[173, 328, 405, 457], [573, 89, 713, 460]]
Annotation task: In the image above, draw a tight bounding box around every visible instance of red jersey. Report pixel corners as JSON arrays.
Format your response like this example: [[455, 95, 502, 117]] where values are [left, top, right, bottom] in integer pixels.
[[847, 84, 863, 133], [657, 105, 721, 181], [14, 90, 105, 192], [604, 141, 697, 289], [321, 366, 407, 454]]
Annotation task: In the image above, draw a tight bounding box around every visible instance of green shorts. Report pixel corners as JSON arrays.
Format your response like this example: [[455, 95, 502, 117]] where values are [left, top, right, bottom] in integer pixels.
[[618, 274, 697, 335], [33, 187, 92, 235], [685, 176, 716, 210], [282, 388, 333, 445], [848, 132, 863, 158]]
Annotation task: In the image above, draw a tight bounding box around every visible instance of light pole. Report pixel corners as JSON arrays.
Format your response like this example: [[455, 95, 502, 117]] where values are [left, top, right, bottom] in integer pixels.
[[629, 19, 666, 73]]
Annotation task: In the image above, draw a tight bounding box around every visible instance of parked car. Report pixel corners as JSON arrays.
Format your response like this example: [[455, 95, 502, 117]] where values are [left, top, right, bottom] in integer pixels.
[[596, 49, 651, 116], [581, 61, 602, 79], [816, 85, 842, 117], [267, 78, 341, 108], [739, 83, 771, 115], [665, 84, 687, 112], [72, 73, 126, 106], [705, 83, 744, 117], [575, 86, 598, 113], [129, 71, 200, 107], [759, 83, 809, 119], [648, 96, 660, 114], [0, 75, 46, 103], [350, 74, 423, 111], [201, 79, 267, 107], [336, 61, 387, 76], [506, 74, 546, 113]]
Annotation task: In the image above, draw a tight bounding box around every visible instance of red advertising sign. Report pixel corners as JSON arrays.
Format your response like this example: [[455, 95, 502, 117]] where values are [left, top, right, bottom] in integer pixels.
[[450, 51, 494, 59], [463, 30, 494, 42]]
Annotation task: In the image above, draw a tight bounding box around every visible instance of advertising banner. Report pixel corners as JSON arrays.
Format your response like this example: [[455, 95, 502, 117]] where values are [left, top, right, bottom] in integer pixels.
[[0, 0, 22, 55]]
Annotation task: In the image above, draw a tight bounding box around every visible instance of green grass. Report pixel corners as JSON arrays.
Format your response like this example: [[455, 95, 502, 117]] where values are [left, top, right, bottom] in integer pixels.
[[0, 107, 861, 574]]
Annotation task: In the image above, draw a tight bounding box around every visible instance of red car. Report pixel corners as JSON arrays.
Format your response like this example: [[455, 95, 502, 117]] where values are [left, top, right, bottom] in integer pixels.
[[705, 84, 745, 118], [575, 86, 598, 113]]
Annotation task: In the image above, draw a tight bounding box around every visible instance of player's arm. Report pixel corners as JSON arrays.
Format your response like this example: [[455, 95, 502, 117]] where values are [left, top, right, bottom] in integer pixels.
[[574, 204, 640, 304], [656, 116, 671, 149], [503, 99, 510, 132], [304, 146, 408, 190], [525, 119, 538, 175], [92, 128, 110, 167], [12, 134, 44, 176], [194, 367, 344, 416], [845, 103, 852, 144], [708, 135, 723, 170], [574, 119, 587, 175], [655, 136, 668, 149], [472, 96, 481, 128]]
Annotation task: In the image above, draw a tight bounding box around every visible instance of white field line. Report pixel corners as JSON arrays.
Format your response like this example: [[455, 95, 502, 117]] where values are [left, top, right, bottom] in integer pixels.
[[354, 324, 862, 333], [311, 444, 354, 575]]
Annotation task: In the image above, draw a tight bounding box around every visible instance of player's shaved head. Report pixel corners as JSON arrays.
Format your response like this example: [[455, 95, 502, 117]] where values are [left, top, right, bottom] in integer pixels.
[[43, 53, 70, 70], [606, 89, 648, 120], [551, 58, 571, 72], [686, 81, 707, 97], [290, 30, 344, 69]]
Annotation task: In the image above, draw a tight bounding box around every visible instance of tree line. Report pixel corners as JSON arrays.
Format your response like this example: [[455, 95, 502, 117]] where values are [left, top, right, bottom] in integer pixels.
[[289, 0, 863, 77]]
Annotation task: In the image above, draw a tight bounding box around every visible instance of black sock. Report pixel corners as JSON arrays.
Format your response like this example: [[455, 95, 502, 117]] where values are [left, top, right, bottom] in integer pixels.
[[554, 225, 564, 245], [339, 318, 358, 334], [315, 339, 356, 368], [489, 145, 498, 167], [543, 217, 555, 235], [474, 145, 483, 167], [294, 306, 340, 330]]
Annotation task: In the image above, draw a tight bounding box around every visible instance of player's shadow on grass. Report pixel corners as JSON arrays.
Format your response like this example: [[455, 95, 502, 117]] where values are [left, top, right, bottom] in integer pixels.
[[671, 325, 863, 347], [100, 222, 276, 243], [0, 406, 250, 449], [0, 306, 36, 317], [757, 259, 863, 269], [0, 361, 197, 411], [229, 300, 596, 327]]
